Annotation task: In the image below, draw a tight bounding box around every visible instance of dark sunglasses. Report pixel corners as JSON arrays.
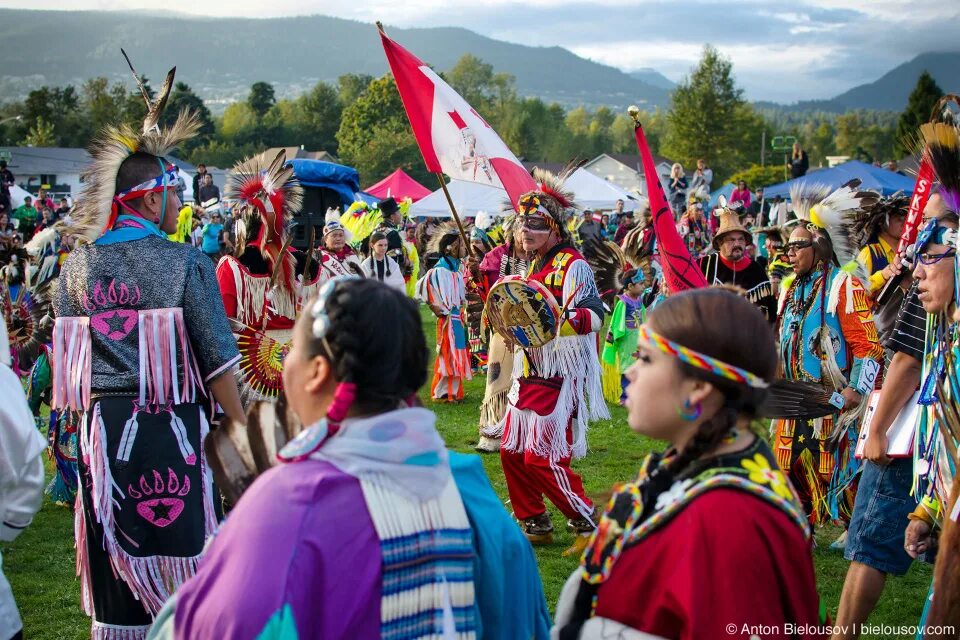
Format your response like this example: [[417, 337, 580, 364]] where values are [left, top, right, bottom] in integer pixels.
[[785, 240, 813, 253], [520, 215, 552, 232]]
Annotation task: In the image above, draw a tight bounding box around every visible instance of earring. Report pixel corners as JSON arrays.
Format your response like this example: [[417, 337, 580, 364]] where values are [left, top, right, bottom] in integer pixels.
[[677, 398, 701, 421]]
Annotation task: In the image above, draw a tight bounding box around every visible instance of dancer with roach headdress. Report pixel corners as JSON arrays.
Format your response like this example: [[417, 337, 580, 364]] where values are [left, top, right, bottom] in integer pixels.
[[51, 51, 244, 639]]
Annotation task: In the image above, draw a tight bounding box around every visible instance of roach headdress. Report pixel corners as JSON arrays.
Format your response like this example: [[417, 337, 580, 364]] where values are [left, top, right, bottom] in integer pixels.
[[226, 149, 303, 294], [63, 50, 199, 243]]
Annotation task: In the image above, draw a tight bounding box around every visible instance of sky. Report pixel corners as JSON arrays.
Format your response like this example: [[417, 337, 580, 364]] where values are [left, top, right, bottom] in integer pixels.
[[1, 0, 957, 102]]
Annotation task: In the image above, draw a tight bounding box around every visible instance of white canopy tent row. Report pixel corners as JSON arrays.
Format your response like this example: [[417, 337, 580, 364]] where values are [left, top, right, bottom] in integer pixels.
[[410, 170, 645, 219], [409, 179, 510, 219]]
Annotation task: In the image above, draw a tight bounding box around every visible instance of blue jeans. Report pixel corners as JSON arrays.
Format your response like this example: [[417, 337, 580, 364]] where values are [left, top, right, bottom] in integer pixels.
[[845, 457, 915, 576]]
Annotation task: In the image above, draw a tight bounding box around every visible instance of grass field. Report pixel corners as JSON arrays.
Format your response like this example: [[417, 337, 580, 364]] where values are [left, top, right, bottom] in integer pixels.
[[3, 308, 932, 638]]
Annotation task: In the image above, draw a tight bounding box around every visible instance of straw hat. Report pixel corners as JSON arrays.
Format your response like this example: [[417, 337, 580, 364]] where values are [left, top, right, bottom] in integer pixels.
[[712, 196, 750, 249]]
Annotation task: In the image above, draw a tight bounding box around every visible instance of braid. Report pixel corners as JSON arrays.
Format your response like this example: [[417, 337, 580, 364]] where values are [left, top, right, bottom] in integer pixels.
[[307, 278, 428, 414]]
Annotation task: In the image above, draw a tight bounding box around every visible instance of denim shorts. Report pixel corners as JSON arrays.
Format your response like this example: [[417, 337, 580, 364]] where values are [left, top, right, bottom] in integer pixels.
[[845, 457, 915, 576]]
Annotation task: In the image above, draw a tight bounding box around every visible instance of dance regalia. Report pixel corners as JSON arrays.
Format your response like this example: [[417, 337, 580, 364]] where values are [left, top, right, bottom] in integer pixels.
[[554, 438, 822, 639], [53, 217, 240, 639], [700, 253, 776, 321], [216, 246, 296, 405], [600, 293, 643, 404], [148, 409, 552, 640], [217, 149, 305, 405], [489, 243, 608, 522], [477, 244, 528, 433], [773, 266, 883, 525], [317, 246, 362, 283], [417, 255, 472, 400]]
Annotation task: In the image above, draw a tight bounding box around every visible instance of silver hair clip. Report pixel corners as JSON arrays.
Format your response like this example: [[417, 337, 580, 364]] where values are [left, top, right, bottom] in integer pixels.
[[310, 275, 359, 339]]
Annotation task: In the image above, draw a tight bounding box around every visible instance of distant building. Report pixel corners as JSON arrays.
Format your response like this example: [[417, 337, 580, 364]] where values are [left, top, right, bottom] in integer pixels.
[[0, 147, 89, 198], [0, 146, 221, 203], [825, 155, 852, 168], [581, 153, 673, 196]]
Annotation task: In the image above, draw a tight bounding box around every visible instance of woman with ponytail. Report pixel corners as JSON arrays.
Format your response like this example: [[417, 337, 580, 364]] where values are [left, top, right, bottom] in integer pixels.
[[554, 288, 824, 640], [151, 277, 551, 640]]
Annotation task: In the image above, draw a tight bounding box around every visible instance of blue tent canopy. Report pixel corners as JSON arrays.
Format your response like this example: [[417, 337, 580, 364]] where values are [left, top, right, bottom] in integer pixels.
[[763, 160, 915, 199], [287, 159, 366, 207]]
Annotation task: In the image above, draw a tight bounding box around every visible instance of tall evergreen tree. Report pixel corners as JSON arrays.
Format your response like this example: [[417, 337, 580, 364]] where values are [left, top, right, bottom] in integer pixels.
[[895, 71, 943, 157], [661, 45, 745, 181]]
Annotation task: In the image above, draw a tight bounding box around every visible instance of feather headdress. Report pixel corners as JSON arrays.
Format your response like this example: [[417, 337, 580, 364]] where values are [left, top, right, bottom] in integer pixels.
[[341, 201, 383, 245], [227, 149, 302, 294], [914, 121, 960, 215], [62, 52, 198, 243], [426, 221, 462, 256], [851, 192, 909, 249], [808, 179, 881, 268], [789, 183, 833, 224]]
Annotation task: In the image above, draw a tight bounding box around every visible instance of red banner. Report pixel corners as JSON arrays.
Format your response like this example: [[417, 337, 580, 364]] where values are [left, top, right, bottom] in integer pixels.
[[897, 158, 935, 256], [632, 123, 708, 292]]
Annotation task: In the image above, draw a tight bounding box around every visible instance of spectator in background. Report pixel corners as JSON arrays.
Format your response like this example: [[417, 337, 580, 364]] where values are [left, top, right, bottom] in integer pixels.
[[788, 142, 809, 179], [578, 209, 604, 246], [0, 160, 13, 213], [192, 163, 208, 201], [886, 160, 905, 176], [668, 163, 687, 218], [730, 180, 752, 212], [34, 207, 56, 235], [600, 214, 610, 240], [35, 188, 54, 212], [689, 158, 713, 195], [748, 187, 769, 225], [614, 209, 636, 244], [55, 197, 70, 218], [12, 196, 37, 238], [190, 218, 204, 248], [201, 211, 224, 261], [175, 169, 187, 203], [198, 173, 220, 207]]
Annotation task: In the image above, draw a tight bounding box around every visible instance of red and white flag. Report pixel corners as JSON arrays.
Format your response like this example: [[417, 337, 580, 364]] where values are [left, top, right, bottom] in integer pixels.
[[380, 30, 536, 209]]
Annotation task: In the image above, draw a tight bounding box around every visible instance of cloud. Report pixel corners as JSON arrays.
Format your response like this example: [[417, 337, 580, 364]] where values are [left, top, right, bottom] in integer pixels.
[[2, 0, 957, 103]]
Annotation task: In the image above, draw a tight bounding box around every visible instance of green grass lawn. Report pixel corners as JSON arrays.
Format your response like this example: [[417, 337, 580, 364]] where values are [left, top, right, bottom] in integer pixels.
[[3, 308, 932, 638]]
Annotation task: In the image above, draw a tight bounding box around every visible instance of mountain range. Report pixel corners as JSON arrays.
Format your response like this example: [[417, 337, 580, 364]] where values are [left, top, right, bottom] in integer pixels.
[[0, 9, 955, 114]]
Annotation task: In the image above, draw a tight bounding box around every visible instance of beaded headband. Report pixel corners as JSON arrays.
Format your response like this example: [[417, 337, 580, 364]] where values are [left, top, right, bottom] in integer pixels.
[[638, 325, 770, 389], [309, 275, 360, 340]]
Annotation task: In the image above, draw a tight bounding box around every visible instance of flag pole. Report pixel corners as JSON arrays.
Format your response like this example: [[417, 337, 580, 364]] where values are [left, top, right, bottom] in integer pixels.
[[435, 173, 475, 258]]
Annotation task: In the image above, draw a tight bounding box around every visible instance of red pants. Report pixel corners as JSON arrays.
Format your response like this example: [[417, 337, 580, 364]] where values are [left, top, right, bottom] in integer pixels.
[[500, 433, 593, 521]]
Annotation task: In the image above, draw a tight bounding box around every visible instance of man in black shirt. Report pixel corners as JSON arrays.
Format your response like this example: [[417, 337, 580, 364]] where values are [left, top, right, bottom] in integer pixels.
[[375, 197, 409, 276], [192, 163, 207, 202]]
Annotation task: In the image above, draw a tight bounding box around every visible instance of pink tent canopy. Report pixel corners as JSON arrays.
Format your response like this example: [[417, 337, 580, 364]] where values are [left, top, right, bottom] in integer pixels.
[[365, 168, 433, 202]]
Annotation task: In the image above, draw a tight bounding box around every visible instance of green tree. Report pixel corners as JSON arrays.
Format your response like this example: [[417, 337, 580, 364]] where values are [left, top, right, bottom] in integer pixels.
[[81, 78, 124, 135], [895, 71, 944, 156], [807, 120, 836, 166], [661, 45, 745, 182], [163, 82, 216, 147], [22, 115, 56, 147], [337, 73, 374, 109], [248, 82, 276, 120], [336, 74, 427, 185], [729, 164, 784, 190], [220, 102, 258, 141], [278, 81, 342, 154]]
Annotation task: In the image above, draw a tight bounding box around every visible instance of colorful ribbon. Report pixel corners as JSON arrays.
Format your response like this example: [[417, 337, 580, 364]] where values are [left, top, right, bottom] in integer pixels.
[[638, 325, 770, 389]]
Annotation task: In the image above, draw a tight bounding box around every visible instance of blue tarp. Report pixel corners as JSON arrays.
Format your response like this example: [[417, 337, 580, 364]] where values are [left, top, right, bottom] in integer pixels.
[[763, 160, 915, 199], [287, 159, 364, 207]]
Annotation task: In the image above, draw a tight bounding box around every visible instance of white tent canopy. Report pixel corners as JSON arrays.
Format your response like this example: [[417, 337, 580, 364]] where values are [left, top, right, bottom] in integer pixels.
[[565, 168, 642, 212], [8, 185, 33, 209], [410, 179, 508, 218]]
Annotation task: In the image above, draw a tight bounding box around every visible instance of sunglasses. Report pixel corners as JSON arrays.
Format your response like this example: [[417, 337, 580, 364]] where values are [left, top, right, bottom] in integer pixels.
[[916, 249, 956, 266], [520, 215, 553, 232], [785, 240, 813, 253]]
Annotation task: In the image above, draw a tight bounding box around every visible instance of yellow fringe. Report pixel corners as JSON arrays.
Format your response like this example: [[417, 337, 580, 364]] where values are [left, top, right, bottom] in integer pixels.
[[797, 448, 828, 526], [602, 359, 623, 405]]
